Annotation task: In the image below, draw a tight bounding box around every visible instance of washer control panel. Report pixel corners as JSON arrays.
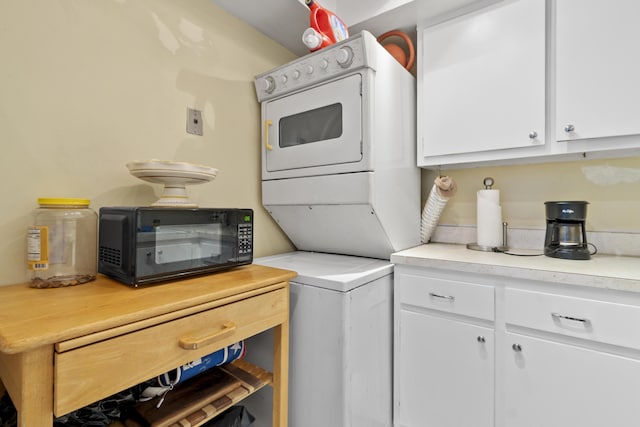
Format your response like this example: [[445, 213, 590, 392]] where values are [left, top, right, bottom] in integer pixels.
[[255, 32, 372, 102]]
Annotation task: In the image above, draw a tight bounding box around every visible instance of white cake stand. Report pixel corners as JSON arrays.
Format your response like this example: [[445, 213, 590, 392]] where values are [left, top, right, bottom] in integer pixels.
[[127, 160, 218, 207]]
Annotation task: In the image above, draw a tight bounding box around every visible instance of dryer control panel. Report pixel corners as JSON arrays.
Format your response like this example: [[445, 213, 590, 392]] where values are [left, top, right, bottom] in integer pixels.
[[255, 30, 375, 102]]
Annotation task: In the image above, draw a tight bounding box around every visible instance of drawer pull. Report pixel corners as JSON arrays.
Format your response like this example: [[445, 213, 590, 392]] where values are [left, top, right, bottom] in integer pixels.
[[179, 321, 237, 350], [551, 312, 590, 325], [429, 292, 455, 301]]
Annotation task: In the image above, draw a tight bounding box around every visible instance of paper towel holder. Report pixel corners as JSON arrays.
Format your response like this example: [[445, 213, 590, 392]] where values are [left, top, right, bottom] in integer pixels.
[[482, 176, 494, 189], [467, 222, 509, 252], [467, 176, 508, 252], [467, 221, 509, 252]]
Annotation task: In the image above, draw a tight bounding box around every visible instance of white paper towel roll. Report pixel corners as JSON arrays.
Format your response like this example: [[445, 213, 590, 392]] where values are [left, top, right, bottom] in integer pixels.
[[477, 189, 503, 247]]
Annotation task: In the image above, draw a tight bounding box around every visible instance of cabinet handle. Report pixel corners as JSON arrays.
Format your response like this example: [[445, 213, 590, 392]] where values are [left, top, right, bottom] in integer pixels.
[[564, 124, 575, 133], [477, 336, 486, 343], [512, 343, 522, 352], [529, 131, 538, 139], [429, 292, 455, 301], [264, 120, 273, 151], [179, 321, 237, 350], [551, 312, 590, 325]]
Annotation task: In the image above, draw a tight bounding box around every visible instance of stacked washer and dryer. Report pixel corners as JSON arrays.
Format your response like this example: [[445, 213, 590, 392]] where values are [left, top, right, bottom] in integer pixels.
[[244, 30, 419, 427]]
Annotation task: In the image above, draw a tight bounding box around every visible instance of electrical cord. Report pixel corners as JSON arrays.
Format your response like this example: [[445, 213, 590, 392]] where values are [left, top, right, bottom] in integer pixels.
[[492, 243, 598, 257], [492, 247, 544, 256]]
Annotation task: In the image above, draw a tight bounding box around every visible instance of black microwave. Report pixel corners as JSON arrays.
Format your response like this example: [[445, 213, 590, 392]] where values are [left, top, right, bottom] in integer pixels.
[[98, 207, 253, 286]]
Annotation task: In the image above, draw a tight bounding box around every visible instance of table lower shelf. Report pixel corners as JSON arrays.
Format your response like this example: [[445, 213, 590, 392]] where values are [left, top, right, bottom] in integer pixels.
[[121, 359, 272, 427]]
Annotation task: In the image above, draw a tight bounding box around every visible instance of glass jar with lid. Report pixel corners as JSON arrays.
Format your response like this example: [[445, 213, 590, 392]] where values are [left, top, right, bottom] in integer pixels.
[[27, 198, 98, 288]]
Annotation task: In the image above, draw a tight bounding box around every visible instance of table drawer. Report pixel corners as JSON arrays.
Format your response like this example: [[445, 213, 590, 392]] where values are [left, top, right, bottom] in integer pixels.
[[396, 273, 494, 321], [505, 288, 640, 351], [54, 287, 287, 416]]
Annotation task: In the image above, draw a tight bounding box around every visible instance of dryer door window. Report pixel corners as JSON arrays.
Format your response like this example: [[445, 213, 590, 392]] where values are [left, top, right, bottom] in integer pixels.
[[263, 73, 362, 172], [279, 103, 343, 148]]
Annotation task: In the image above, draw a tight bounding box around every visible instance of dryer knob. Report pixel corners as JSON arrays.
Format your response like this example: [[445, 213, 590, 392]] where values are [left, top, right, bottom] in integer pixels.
[[336, 46, 354, 68], [292, 69, 301, 79], [262, 76, 276, 93], [319, 58, 329, 69], [306, 65, 314, 74]]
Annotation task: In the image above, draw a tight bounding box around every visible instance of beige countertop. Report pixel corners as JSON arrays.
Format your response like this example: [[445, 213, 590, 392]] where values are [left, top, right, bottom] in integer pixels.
[[391, 243, 640, 293]]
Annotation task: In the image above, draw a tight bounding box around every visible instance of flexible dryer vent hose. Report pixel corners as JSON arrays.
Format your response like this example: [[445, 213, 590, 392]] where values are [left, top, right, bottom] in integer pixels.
[[420, 176, 457, 243]]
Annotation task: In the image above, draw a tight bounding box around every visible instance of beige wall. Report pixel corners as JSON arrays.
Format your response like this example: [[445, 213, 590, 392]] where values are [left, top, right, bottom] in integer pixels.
[[422, 156, 640, 232], [1, 2, 638, 286], [0, 0, 295, 286]]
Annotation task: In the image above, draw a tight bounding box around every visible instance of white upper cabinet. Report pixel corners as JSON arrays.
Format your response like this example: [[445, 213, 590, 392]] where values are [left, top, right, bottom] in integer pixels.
[[417, 0, 546, 167], [556, 0, 640, 142]]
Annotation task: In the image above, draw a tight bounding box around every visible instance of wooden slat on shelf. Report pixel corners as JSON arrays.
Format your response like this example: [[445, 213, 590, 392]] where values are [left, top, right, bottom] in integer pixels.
[[223, 359, 273, 391], [123, 359, 272, 427]]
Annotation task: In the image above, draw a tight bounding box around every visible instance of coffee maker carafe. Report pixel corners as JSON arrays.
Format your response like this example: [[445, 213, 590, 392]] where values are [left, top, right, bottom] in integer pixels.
[[544, 201, 591, 260]]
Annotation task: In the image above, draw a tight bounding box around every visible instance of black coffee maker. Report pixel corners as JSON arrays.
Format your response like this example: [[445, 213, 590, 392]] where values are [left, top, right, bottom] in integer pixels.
[[544, 201, 591, 260]]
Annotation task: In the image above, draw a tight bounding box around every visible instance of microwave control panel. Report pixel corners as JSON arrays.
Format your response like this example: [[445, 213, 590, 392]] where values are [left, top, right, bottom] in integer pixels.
[[238, 222, 253, 257]]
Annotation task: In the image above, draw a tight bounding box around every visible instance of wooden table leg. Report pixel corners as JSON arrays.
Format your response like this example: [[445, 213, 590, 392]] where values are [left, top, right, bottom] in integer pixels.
[[0, 346, 54, 427], [272, 318, 289, 427], [272, 321, 289, 427]]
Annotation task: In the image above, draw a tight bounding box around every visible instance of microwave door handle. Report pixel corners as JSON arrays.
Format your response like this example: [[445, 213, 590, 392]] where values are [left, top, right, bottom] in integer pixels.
[[264, 120, 273, 151]]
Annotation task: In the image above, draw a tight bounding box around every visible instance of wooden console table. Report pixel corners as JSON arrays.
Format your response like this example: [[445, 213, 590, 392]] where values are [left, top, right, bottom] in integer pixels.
[[0, 264, 296, 427]]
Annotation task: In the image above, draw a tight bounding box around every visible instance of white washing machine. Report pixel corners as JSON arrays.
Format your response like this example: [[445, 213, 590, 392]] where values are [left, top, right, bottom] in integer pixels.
[[242, 251, 393, 427]]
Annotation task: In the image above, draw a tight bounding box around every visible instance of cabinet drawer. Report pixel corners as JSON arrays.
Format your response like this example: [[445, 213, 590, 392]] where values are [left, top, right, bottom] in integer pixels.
[[396, 273, 494, 321], [505, 288, 640, 351], [54, 287, 287, 416]]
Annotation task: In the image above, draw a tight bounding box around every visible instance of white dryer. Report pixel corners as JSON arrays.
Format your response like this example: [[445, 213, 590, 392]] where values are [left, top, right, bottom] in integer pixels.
[[255, 30, 419, 259]]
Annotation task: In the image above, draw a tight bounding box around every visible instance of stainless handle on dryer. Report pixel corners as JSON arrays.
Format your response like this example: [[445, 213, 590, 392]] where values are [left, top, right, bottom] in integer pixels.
[[264, 120, 273, 151]]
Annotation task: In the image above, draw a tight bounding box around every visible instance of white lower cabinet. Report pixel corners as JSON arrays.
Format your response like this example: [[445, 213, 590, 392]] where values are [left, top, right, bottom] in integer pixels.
[[394, 267, 494, 427], [397, 311, 494, 427], [504, 332, 640, 427], [394, 265, 640, 427], [503, 287, 640, 427]]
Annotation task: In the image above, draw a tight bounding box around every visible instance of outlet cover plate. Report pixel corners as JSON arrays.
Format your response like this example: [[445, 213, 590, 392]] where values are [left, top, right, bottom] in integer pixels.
[[187, 108, 203, 136]]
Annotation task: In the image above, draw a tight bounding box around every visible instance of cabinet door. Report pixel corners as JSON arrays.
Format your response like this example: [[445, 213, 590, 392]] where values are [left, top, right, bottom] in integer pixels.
[[556, 0, 640, 141], [417, 0, 545, 162], [395, 310, 494, 427], [504, 332, 640, 427]]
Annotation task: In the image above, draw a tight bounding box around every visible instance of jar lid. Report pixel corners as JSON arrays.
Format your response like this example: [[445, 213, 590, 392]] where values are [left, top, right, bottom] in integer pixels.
[[38, 197, 90, 206]]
